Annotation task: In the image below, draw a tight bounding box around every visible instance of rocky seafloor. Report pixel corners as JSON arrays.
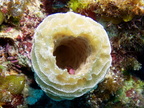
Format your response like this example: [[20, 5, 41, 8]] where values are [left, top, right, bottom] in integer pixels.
[[0, 0, 144, 108]]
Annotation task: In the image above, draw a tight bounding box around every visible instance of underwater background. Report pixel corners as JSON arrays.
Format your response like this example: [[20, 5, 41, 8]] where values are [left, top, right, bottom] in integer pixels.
[[0, 0, 144, 108]]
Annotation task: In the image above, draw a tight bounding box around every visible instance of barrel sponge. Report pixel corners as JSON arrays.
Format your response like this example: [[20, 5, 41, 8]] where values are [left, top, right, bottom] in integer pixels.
[[31, 12, 112, 101]]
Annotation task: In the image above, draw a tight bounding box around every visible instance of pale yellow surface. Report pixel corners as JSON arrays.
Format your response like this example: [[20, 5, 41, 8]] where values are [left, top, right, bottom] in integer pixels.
[[31, 12, 112, 101]]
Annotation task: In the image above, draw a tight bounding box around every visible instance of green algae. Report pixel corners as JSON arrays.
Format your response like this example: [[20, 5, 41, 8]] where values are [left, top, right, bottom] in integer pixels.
[[115, 76, 144, 106], [0, 75, 25, 94], [0, 10, 4, 25], [68, 0, 90, 12]]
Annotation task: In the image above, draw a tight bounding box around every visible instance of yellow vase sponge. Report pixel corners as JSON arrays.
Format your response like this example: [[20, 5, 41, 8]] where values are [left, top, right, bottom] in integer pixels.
[[31, 12, 112, 101]]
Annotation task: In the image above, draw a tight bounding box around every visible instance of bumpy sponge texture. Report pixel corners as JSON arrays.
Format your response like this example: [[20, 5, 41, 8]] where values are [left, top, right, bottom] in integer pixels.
[[31, 12, 112, 101]]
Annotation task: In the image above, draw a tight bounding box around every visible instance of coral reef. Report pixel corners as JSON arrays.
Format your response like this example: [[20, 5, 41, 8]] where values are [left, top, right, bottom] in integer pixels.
[[31, 12, 112, 101], [0, 0, 28, 26], [0, 0, 144, 107], [68, 0, 144, 23], [115, 75, 144, 107], [0, 0, 44, 107]]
